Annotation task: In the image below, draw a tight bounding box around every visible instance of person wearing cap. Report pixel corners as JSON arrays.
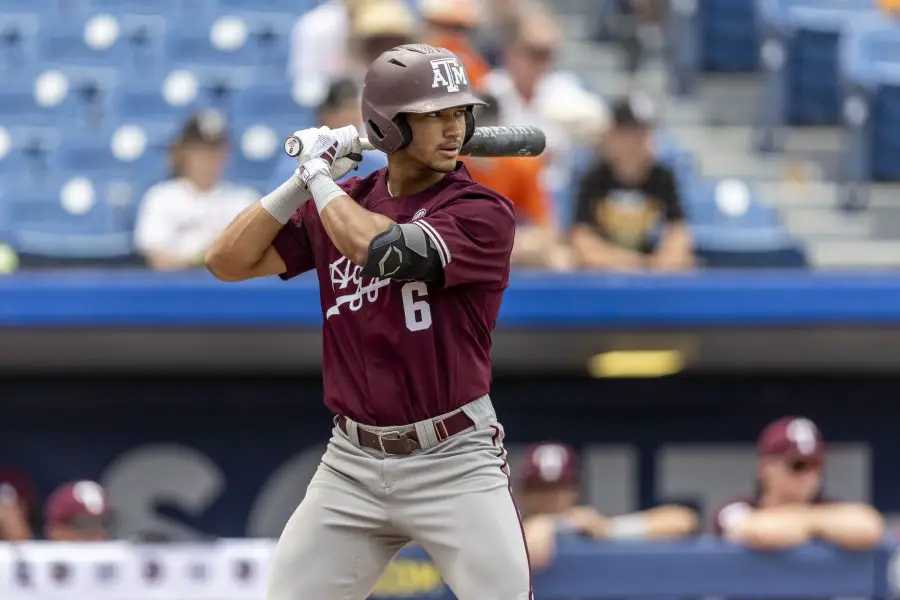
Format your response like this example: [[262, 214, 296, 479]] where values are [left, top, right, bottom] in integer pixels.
[[349, 0, 420, 71], [571, 92, 693, 271], [520, 442, 698, 570], [464, 95, 569, 269], [44, 480, 113, 542], [418, 0, 490, 90], [713, 417, 884, 551], [0, 467, 37, 541], [134, 110, 257, 271], [267, 78, 387, 193]]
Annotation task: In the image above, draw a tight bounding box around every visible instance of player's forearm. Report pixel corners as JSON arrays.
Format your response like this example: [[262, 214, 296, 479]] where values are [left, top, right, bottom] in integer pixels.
[[726, 506, 814, 550], [522, 515, 558, 570], [808, 504, 884, 550], [319, 195, 395, 266], [629, 505, 698, 539], [206, 203, 285, 281]]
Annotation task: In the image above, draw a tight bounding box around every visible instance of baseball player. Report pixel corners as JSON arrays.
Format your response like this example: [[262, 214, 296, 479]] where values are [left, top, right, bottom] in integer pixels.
[[44, 481, 113, 542], [205, 44, 528, 600], [519, 442, 697, 570], [713, 416, 883, 550]]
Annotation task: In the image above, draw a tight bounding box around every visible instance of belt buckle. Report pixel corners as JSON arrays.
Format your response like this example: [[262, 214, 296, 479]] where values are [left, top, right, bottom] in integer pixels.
[[378, 431, 403, 456]]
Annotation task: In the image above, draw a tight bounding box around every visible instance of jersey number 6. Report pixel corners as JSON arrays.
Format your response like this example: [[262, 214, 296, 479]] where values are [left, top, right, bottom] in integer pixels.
[[401, 282, 432, 332]]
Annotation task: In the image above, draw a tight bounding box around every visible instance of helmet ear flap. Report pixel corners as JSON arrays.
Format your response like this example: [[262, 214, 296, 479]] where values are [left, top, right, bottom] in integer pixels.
[[463, 107, 475, 144], [394, 115, 412, 151]]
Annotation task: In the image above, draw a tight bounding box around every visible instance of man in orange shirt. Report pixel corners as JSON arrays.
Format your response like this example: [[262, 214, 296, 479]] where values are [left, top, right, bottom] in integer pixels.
[[418, 0, 491, 90], [464, 95, 570, 269]]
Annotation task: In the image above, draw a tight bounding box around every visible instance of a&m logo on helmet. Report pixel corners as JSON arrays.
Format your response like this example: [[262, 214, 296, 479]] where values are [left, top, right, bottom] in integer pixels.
[[430, 56, 468, 93]]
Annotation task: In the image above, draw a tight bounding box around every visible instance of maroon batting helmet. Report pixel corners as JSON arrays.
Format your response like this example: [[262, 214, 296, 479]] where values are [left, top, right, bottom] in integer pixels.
[[361, 44, 487, 154]]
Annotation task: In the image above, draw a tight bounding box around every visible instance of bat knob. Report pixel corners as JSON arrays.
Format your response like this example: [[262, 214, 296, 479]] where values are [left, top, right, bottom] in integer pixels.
[[284, 135, 302, 158]]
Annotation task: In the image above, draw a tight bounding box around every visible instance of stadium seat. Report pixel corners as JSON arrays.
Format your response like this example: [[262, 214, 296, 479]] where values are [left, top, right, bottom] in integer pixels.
[[216, 0, 317, 14], [680, 176, 806, 266], [0, 14, 40, 74], [839, 13, 900, 200], [233, 85, 315, 126], [0, 70, 89, 127], [0, 177, 135, 259], [755, 0, 878, 151], [227, 121, 287, 191], [702, 0, 760, 72], [109, 68, 252, 122], [0, 125, 62, 184], [165, 13, 292, 74], [47, 123, 172, 184]]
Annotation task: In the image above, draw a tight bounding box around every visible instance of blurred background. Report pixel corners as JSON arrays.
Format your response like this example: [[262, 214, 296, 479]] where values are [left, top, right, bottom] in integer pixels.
[[4, 0, 900, 598]]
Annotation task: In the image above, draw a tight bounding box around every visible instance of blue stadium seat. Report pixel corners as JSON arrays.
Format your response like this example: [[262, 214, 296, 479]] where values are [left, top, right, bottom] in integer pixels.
[[48, 123, 171, 183], [0, 126, 62, 184], [165, 13, 292, 75], [0, 14, 40, 74], [233, 85, 315, 126], [654, 132, 696, 184], [227, 121, 290, 190], [840, 13, 900, 197], [701, 0, 760, 72], [680, 177, 807, 266], [755, 0, 878, 151], [109, 68, 251, 122], [0, 0, 86, 16], [0, 71, 86, 127], [0, 177, 134, 258], [216, 0, 316, 15], [87, 0, 213, 17]]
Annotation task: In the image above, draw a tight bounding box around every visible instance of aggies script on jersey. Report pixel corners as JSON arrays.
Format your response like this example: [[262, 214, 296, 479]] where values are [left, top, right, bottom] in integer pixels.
[[272, 163, 516, 427]]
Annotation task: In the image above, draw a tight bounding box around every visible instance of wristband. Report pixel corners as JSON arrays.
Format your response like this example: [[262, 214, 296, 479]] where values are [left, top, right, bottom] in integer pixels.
[[308, 172, 345, 213], [608, 514, 649, 539], [260, 171, 310, 225]]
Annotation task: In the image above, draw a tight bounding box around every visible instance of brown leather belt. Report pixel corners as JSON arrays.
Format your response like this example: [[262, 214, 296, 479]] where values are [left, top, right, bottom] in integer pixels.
[[337, 411, 473, 455]]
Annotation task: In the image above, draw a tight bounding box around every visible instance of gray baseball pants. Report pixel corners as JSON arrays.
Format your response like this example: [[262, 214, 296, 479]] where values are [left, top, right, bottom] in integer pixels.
[[266, 395, 532, 600]]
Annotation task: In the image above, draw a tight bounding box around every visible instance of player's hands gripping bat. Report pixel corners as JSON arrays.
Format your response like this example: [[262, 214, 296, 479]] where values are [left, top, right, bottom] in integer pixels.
[[289, 125, 362, 186], [285, 125, 546, 159], [295, 125, 362, 189]]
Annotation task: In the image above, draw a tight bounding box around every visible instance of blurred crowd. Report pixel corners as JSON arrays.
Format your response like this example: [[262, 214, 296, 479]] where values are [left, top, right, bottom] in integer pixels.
[[1, 416, 885, 568], [130, 0, 695, 274]]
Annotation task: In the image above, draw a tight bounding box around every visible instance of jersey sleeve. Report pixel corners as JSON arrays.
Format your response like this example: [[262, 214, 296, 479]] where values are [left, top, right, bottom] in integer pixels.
[[271, 203, 316, 281], [713, 500, 754, 536], [411, 192, 515, 289]]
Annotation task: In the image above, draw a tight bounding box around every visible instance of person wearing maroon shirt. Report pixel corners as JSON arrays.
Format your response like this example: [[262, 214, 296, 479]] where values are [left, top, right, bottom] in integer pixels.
[[519, 442, 698, 570], [713, 416, 883, 551], [206, 44, 527, 600]]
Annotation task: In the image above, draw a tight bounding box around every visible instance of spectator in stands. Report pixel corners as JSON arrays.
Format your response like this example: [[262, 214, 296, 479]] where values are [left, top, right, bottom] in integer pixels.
[[418, 0, 490, 90], [268, 79, 386, 192], [349, 0, 420, 72], [571, 93, 694, 271], [714, 417, 884, 551], [288, 0, 369, 108], [0, 468, 37, 541], [44, 480, 114, 542], [464, 95, 570, 269], [482, 7, 607, 201], [134, 110, 256, 271], [520, 442, 698, 571]]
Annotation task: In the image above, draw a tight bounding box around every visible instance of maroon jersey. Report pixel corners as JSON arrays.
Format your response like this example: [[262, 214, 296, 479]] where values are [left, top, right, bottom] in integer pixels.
[[272, 163, 515, 426]]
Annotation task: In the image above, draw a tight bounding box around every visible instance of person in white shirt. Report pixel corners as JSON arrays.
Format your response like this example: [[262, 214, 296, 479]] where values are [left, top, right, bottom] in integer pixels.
[[134, 111, 257, 271], [481, 8, 607, 205]]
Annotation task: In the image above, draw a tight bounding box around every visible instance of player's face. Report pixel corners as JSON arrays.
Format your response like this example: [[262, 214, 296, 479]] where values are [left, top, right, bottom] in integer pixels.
[[761, 456, 823, 503], [47, 516, 111, 542], [520, 487, 579, 516], [405, 107, 467, 173]]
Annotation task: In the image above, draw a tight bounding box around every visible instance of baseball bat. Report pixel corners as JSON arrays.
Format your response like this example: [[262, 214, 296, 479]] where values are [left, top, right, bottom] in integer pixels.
[[283, 126, 546, 159]]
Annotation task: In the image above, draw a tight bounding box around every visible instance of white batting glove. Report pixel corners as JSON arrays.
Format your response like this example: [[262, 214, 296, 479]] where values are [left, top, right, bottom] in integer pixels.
[[330, 131, 362, 181], [287, 127, 324, 164], [296, 157, 331, 189]]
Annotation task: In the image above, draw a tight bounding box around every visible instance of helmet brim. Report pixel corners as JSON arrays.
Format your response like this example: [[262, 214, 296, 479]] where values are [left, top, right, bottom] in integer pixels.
[[398, 92, 488, 115]]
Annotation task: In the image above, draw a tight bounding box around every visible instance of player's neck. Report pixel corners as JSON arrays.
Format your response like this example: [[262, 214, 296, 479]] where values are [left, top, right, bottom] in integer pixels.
[[385, 158, 447, 197]]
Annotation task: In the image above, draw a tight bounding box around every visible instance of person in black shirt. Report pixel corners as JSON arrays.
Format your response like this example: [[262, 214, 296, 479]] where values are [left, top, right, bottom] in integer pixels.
[[571, 93, 694, 270]]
